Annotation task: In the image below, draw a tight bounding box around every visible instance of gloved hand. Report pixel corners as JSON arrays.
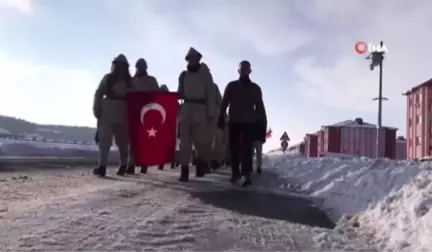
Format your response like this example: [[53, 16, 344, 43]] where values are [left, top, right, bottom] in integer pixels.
[[217, 116, 225, 130]]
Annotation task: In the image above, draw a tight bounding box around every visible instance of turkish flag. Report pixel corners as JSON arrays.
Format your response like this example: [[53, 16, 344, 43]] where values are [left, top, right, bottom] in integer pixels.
[[127, 91, 179, 166]]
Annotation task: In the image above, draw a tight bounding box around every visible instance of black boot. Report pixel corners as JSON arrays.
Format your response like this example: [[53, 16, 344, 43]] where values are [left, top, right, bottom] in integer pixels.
[[257, 167, 262, 175], [179, 165, 189, 182], [226, 159, 231, 167], [195, 160, 205, 178], [126, 165, 135, 175], [230, 163, 241, 183], [230, 174, 240, 183], [241, 176, 252, 187], [93, 166, 106, 177], [170, 162, 175, 169], [204, 161, 211, 174], [140, 166, 148, 174], [158, 164, 164, 170], [211, 160, 220, 170], [116, 165, 126, 176]]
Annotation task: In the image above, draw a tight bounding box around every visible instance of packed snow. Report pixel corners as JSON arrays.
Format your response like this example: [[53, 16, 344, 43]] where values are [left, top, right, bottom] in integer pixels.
[[268, 152, 432, 251], [0, 166, 374, 251]]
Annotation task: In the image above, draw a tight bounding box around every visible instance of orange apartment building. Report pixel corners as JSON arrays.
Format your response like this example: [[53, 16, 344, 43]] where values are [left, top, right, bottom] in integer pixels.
[[404, 78, 432, 159]]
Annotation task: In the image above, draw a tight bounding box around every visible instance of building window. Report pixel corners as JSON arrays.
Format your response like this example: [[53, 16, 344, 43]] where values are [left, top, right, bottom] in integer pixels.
[[416, 115, 422, 124], [416, 136, 422, 146], [409, 98, 413, 106], [408, 138, 412, 147], [409, 118, 412, 127]]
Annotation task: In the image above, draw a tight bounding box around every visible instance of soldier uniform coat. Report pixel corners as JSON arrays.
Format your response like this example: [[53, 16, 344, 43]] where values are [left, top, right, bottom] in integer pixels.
[[177, 48, 216, 169], [93, 55, 131, 168]]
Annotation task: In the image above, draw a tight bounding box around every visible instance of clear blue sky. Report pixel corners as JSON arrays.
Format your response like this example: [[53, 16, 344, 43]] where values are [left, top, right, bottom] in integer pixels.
[[0, 0, 431, 150]]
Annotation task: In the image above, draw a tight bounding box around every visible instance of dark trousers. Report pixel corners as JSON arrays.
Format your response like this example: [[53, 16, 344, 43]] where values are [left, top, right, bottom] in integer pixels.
[[229, 122, 253, 178]]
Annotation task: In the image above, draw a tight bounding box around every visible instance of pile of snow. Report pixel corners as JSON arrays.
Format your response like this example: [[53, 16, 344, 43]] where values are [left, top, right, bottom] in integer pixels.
[[355, 169, 432, 251], [268, 155, 432, 251]]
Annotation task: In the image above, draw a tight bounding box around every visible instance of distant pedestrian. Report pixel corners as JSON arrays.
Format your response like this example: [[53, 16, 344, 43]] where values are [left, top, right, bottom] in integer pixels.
[[93, 54, 132, 177], [210, 83, 223, 170], [218, 60, 267, 187], [252, 118, 267, 174]]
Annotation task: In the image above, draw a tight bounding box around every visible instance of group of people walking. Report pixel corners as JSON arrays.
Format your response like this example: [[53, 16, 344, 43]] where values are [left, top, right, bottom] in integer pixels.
[[92, 47, 267, 187]]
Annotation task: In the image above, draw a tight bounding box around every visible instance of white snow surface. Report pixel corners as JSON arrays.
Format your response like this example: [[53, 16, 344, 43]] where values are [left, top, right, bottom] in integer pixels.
[[0, 166, 375, 251], [269, 154, 432, 251]]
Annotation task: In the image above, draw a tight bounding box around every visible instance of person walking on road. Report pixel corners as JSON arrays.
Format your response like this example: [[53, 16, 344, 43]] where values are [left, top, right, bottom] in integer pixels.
[[93, 54, 132, 177], [177, 47, 216, 182], [210, 83, 223, 170], [126, 58, 160, 175], [218, 60, 267, 187], [252, 117, 267, 174]]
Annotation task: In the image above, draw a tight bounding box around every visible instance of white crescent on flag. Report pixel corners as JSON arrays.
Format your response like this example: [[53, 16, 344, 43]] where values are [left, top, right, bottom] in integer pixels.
[[140, 103, 166, 125]]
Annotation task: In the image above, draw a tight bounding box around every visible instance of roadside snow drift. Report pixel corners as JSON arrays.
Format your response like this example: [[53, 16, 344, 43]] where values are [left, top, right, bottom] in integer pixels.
[[267, 154, 432, 251]]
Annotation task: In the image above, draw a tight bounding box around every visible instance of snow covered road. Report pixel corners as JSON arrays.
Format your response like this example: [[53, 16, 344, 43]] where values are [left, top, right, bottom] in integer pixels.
[[0, 166, 376, 251]]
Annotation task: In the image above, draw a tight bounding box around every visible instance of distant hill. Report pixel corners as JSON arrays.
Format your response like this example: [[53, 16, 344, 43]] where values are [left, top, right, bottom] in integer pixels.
[[0, 115, 96, 142]]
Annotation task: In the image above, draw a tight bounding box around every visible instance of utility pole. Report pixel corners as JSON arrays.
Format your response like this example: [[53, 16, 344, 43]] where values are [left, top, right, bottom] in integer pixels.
[[367, 41, 386, 158]]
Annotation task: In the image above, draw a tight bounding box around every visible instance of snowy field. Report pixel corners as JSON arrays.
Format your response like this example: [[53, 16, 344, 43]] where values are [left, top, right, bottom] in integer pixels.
[[267, 151, 431, 251]]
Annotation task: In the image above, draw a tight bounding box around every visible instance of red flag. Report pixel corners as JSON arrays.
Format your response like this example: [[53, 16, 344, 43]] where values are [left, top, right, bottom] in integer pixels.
[[127, 91, 179, 166]]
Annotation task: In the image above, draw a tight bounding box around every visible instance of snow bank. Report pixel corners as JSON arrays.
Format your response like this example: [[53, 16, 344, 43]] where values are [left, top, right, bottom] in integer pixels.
[[0, 139, 118, 158], [268, 155, 432, 251], [355, 168, 432, 251]]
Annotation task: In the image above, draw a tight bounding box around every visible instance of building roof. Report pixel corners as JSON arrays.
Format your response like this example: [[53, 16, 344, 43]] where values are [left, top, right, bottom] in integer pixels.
[[403, 78, 432, 95], [322, 118, 398, 130]]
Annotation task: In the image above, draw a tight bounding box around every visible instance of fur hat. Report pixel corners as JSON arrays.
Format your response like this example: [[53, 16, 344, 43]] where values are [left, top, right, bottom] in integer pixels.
[[185, 47, 202, 61]]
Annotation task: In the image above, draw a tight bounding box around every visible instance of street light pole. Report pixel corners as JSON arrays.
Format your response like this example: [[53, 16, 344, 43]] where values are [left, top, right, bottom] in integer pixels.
[[368, 41, 385, 158]]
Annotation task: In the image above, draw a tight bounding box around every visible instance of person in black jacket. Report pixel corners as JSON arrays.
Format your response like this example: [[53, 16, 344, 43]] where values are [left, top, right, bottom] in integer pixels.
[[218, 60, 267, 187]]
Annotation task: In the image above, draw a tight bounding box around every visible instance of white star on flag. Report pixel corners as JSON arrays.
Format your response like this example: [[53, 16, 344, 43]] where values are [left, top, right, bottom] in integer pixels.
[[147, 127, 157, 137]]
